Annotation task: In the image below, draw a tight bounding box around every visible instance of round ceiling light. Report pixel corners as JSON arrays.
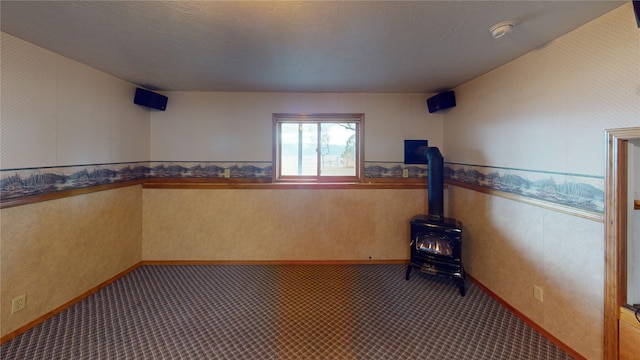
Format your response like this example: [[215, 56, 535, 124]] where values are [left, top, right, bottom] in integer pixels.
[[490, 21, 515, 39]]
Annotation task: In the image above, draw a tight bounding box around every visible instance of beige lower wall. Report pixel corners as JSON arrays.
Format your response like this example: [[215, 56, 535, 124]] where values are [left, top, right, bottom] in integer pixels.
[[3, 184, 604, 358], [449, 185, 604, 360], [0, 185, 143, 338], [142, 188, 427, 261]]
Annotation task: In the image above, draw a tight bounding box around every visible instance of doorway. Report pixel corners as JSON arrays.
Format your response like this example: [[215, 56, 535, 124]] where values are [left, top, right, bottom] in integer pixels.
[[604, 127, 640, 360]]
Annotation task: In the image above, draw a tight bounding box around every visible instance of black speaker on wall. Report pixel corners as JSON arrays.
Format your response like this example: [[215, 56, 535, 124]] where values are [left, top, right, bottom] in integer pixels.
[[634, 0, 640, 28], [134, 87, 168, 111], [427, 90, 456, 113]]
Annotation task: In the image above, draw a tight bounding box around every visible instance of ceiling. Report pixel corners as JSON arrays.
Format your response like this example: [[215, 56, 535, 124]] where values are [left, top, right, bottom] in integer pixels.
[[0, 1, 626, 93]]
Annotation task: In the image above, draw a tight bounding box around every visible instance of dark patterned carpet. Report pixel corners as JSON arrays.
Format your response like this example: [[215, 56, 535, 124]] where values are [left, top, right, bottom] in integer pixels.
[[1, 264, 573, 359]]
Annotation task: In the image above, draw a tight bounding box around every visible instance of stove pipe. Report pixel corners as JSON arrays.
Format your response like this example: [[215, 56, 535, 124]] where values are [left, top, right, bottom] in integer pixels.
[[425, 146, 444, 222]]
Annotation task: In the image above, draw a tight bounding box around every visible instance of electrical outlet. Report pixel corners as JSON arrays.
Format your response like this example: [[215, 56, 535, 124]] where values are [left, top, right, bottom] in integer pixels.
[[533, 285, 543, 302], [402, 168, 409, 178], [11, 294, 26, 314], [223, 169, 231, 178]]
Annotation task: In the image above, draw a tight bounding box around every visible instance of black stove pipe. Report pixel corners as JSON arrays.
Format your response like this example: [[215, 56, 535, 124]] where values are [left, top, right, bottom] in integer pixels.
[[425, 146, 444, 222]]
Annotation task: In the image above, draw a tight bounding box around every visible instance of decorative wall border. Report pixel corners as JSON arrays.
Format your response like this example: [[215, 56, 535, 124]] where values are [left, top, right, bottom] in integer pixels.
[[1, 161, 428, 203], [0, 162, 150, 202], [1, 160, 604, 217], [149, 161, 272, 179], [444, 162, 605, 214], [364, 161, 428, 178], [149, 161, 428, 180]]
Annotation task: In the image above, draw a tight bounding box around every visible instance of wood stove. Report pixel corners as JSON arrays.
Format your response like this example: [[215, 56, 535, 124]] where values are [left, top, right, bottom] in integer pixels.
[[407, 215, 465, 295], [405, 146, 466, 296]]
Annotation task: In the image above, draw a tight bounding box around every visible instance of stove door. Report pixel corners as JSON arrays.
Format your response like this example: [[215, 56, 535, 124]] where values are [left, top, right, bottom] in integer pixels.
[[415, 233, 453, 257]]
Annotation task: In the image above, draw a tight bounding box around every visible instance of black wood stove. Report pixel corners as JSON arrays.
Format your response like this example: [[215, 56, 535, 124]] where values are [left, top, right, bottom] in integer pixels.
[[405, 146, 466, 296]]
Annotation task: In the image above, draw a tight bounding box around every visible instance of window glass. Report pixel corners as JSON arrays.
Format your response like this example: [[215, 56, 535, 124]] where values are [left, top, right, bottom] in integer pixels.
[[274, 114, 363, 182]]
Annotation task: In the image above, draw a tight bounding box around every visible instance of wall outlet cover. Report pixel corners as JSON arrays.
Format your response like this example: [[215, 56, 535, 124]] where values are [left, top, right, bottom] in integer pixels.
[[11, 294, 26, 314], [533, 285, 544, 302]]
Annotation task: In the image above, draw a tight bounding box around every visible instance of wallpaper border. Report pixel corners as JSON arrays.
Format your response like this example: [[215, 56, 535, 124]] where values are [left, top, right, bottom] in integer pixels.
[[1, 161, 150, 201], [444, 162, 604, 214], [364, 161, 428, 178], [0, 161, 429, 202], [148, 161, 272, 179], [1, 161, 604, 216]]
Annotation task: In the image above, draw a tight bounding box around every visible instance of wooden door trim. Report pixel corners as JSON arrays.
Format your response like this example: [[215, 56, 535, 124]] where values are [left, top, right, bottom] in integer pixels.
[[604, 127, 640, 360]]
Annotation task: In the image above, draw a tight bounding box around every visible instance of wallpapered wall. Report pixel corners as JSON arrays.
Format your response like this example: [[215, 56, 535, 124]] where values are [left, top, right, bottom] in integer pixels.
[[443, 4, 638, 360], [0, 32, 438, 338], [149, 91, 442, 162], [0, 33, 151, 169], [1, 30, 609, 216], [1, 4, 637, 356], [0, 33, 148, 338]]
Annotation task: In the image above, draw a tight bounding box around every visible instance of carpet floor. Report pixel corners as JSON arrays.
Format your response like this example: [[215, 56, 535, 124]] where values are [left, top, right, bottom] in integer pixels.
[[1, 264, 573, 359]]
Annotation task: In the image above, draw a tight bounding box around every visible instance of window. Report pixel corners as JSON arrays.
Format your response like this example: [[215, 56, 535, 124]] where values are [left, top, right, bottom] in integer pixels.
[[273, 113, 363, 182]]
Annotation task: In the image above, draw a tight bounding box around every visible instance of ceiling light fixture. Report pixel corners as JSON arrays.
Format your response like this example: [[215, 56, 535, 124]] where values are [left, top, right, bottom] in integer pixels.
[[490, 21, 515, 39]]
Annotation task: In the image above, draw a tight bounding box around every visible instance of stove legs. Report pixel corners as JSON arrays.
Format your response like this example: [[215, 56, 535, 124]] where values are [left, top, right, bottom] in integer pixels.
[[405, 264, 466, 297], [457, 277, 466, 296]]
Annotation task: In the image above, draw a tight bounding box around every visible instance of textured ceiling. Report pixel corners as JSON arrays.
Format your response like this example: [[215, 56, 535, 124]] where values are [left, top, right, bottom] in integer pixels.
[[0, 1, 627, 93]]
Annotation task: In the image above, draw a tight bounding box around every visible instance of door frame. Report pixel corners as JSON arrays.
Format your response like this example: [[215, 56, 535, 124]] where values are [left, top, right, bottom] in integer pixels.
[[604, 127, 640, 360]]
